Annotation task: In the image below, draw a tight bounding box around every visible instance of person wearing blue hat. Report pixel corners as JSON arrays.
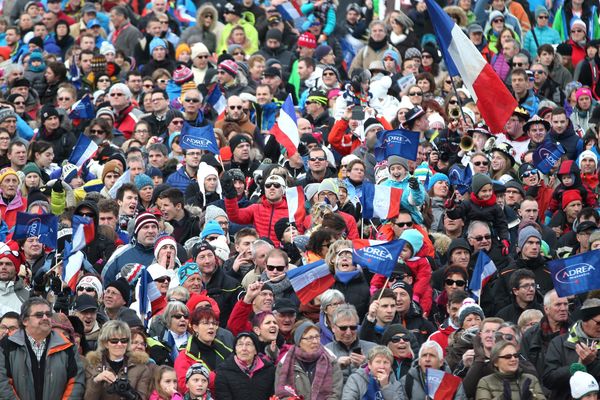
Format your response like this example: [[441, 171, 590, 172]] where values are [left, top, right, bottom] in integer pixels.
[[200, 220, 225, 241], [141, 36, 176, 77], [428, 173, 450, 232], [134, 174, 154, 211]]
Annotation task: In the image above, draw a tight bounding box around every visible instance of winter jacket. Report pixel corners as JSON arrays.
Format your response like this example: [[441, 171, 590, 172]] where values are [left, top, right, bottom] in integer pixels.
[[521, 317, 570, 379], [110, 23, 143, 56], [324, 339, 377, 383], [179, 3, 220, 52], [342, 367, 403, 400], [204, 266, 242, 327], [331, 272, 371, 321], [0, 191, 26, 239], [446, 194, 509, 242], [547, 160, 594, 216], [549, 122, 584, 161], [496, 301, 545, 324], [381, 175, 427, 225], [166, 166, 196, 193], [399, 363, 466, 400], [476, 370, 545, 400], [553, 3, 600, 41], [214, 355, 275, 400], [226, 300, 254, 336], [348, 42, 400, 76], [0, 329, 85, 400], [523, 25, 561, 55], [167, 209, 201, 244], [216, 20, 258, 57], [328, 118, 362, 156], [215, 114, 256, 136], [101, 241, 156, 287], [550, 60, 573, 89], [360, 304, 434, 346], [0, 277, 29, 313], [302, 211, 359, 239], [113, 103, 142, 140], [84, 350, 152, 400], [225, 195, 305, 246]]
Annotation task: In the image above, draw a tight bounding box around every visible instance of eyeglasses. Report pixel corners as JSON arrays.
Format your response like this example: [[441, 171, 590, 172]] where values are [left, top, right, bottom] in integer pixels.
[[108, 338, 129, 344], [323, 72, 335, 77], [159, 20, 169, 24], [422, 54, 432, 59], [470, 234, 491, 242], [90, 129, 105, 135], [143, 84, 154, 88], [390, 335, 408, 343], [301, 335, 320, 342], [204, 14, 214, 18], [29, 311, 53, 319], [0, 325, 17, 333], [229, 105, 243, 110], [184, 98, 200, 103], [266, 264, 286, 272], [97, 78, 110, 83], [309, 157, 326, 162], [532, 69, 545, 75], [497, 352, 519, 360], [265, 182, 282, 189], [171, 120, 184, 126], [58, 97, 72, 101], [197, 55, 209, 59], [448, 100, 458, 105], [512, 62, 524, 67], [336, 325, 358, 331], [172, 313, 189, 319], [521, 169, 538, 178], [134, 129, 149, 134], [473, 160, 489, 166], [518, 283, 536, 290], [445, 278, 466, 287], [155, 276, 171, 283], [394, 221, 413, 228], [572, 29, 584, 33], [77, 286, 96, 293], [492, 18, 504, 23], [13, 101, 25, 105], [110, 92, 124, 97], [409, 92, 423, 96], [537, 15, 548, 19]]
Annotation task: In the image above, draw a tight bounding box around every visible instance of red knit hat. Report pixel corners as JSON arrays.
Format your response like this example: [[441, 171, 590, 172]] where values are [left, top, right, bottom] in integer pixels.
[[562, 189, 583, 209], [172, 65, 193, 85], [0, 242, 21, 271], [218, 60, 238, 77], [186, 293, 221, 320], [298, 32, 317, 49]]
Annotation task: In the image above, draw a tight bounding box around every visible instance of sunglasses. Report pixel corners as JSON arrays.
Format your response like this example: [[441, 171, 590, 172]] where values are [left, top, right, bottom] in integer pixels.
[[108, 338, 129, 344], [184, 98, 200, 103], [155, 276, 171, 283], [409, 92, 423, 96], [90, 129, 105, 135], [197, 55, 209, 59], [532, 70, 545, 75], [77, 286, 96, 293], [422, 54, 432, 59], [109, 93, 124, 97], [265, 182, 282, 189], [143, 84, 154, 88], [538, 15, 548, 19], [512, 62, 524, 67], [204, 14, 214, 18], [497, 352, 519, 360], [266, 264, 286, 272], [448, 100, 458, 105], [323, 72, 335, 77], [58, 97, 72, 101], [78, 212, 94, 217], [445, 278, 466, 287], [229, 105, 243, 110], [172, 313, 189, 319], [309, 157, 326, 162], [395, 221, 413, 228], [492, 18, 504, 23], [470, 234, 491, 242], [572, 29, 584, 33], [390, 335, 408, 343], [29, 311, 53, 319], [233, 51, 245, 56], [13, 101, 25, 105], [521, 169, 538, 178], [97, 78, 110, 83], [473, 160, 489, 166], [336, 325, 358, 331]]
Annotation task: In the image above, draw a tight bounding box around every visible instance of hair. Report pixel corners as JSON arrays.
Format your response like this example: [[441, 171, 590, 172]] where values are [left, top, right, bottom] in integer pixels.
[[97, 320, 131, 353], [0, 311, 19, 324], [367, 345, 394, 363], [248, 54, 266, 69], [27, 140, 52, 163], [166, 286, 190, 303], [98, 198, 119, 217], [250, 239, 273, 257], [480, 317, 504, 330], [112, 6, 129, 18], [19, 296, 51, 327], [325, 239, 352, 271], [320, 289, 346, 313], [147, 143, 168, 156], [130, 326, 148, 351], [86, 118, 114, 140], [579, 207, 600, 223], [467, 220, 490, 238], [234, 227, 258, 244], [447, 290, 470, 305], [152, 68, 171, 81], [511, 67, 527, 80], [371, 288, 395, 304], [158, 187, 185, 207], [152, 365, 177, 399], [57, 83, 77, 99], [508, 268, 536, 290], [190, 306, 217, 326], [517, 309, 543, 331], [416, 72, 436, 93], [537, 43, 554, 56], [331, 303, 359, 325], [321, 213, 346, 233], [543, 289, 558, 307], [551, 106, 567, 117], [418, 340, 444, 360], [127, 71, 142, 80], [8, 140, 27, 154], [46, 61, 67, 81], [444, 265, 469, 282], [299, 56, 315, 70], [251, 311, 274, 328], [162, 301, 189, 327], [306, 228, 336, 254], [116, 183, 138, 201], [265, 248, 289, 265]]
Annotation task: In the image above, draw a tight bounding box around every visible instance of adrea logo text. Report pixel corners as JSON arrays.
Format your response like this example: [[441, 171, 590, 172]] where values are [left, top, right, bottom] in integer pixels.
[[358, 246, 393, 262], [26, 217, 42, 237], [385, 134, 412, 145], [554, 263, 595, 284], [181, 135, 212, 148]]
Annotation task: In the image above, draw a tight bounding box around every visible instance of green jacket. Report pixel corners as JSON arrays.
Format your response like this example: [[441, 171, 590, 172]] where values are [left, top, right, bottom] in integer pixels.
[[216, 19, 259, 56], [476, 371, 546, 400]]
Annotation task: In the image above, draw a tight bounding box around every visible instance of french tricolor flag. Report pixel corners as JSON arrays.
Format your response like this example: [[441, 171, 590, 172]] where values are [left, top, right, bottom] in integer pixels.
[[270, 95, 300, 156], [276, 1, 302, 22], [206, 83, 226, 117], [71, 215, 95, 252], [62, 241, 84, 291], [469, 250, 497, 301], [288, 259, 335, 304], [425, 0, 517, 133], [68, 134, 98, 168], [137, 268, 165, 327], [360, 182, 402, 220], [285, 186, 305, 223]]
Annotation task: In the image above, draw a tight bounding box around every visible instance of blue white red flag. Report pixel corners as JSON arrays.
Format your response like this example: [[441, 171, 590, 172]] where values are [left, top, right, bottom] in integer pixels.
[[288, 260, 335, 304], [206, 84, 226, 116], [360, 181, 402, 220], [271, 95, 300, 156], [62, 241, 84, 291], [68, 134, 99, 168], [137, 267, 166, 328], [469, 251, 497, 301], [353, 239, 405, 277], [285, 186, 305, 223], [425, 0, 517, 132], [71, 215, 95, 252]]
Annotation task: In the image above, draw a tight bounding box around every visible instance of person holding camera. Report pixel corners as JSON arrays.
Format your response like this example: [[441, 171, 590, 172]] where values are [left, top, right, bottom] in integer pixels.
[[84, 320, 153, 400]]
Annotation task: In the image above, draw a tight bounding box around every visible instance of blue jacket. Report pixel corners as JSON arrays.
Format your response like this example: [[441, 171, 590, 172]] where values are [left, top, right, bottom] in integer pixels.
[[523, 25, 561, 56], [381, 175, 426, 224], [101, 241, 156, 287], [166, 166, 195, 193]]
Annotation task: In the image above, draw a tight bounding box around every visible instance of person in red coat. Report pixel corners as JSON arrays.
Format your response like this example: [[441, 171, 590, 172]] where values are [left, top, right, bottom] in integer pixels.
[[223, 173, 305, 246], [227, 281, 273, 336], [0, 168, 26, 239]]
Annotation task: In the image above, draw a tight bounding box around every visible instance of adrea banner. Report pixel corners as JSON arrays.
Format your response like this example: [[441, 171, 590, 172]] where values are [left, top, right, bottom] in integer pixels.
[[548, 250, 600, 297]]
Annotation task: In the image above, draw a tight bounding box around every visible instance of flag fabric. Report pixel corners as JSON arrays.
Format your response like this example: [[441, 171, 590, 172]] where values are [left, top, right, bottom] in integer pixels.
[[180, 122, 220, 154], [285, 186, 305, 223], [469, 251, 497, 301], [426, 368, 463, 400], [425, 0, 517, 132], [206, 84, 226, 116], [287, 259, 335, 304], [108, 169, 131, 199], [71, 215, 95, 252], [68, 95, 95, 120], [62, 241, 84, 291], [137, 267, 166, 327], [68, 134, 99, 168], [360, 181, 403, 220], [69, 55, 82, 90], [374, 129, 420, 162], [362, 373, 383, 400], [270, 95, 300, 156], [276, 2, 302, 22], [448, 164, 473, 195], [13, 212, 58, 248], [548, 250, 600, 297], [532, 141, 565, 174], [353, 239, 406, 277]]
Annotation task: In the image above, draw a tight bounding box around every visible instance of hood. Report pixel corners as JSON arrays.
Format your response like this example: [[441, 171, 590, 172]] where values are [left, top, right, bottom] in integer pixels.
[[74, 199, 99, 227], [197, 3, 219, 29], [557, 159, 584, 187], [196, 162, 222, 204]]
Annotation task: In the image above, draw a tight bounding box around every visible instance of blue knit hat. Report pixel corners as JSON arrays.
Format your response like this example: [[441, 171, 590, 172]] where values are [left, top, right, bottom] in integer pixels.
[[147, 167, 163, 178], [428, 173, 449, 191], [200, 220, 225, 240], [400, 228, 424, 255], [134, 173, 154, 190], [383, 49, 401, 65], [178, 262, 201, 285], [149, 37, 167, 54]]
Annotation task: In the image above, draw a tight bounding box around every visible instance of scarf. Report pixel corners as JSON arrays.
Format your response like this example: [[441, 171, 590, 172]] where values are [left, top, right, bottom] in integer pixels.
[[234, 355, 264, 378], [368, 36, 389, 52], [274, 345, 334, 400], [362, 367, 384, 400], [335, 270, 360, 284], [389, 31, 407, 45], [260, 272, 292, 297], [470, 192, 498, 207]]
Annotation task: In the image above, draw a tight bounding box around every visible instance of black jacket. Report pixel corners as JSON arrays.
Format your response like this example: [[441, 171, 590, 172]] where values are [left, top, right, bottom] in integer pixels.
[[496, 301, 544, 324], [168, 209, 201, 244], [521, 317, 570, 380], [332, 273, 370, 322], [214, 355, 276, 400], [549, 121, 583, 160], [359, 302, 434, 346], [205, 267, 243, 327], [37, 126, 76, 164]]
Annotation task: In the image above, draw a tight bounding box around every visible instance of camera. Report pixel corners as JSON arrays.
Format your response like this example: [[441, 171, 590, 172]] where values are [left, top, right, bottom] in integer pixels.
[[106, 378, 141, 400]]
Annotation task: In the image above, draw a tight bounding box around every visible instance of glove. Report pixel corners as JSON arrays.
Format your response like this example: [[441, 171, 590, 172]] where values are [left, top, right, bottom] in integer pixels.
[[501, 239, 510, 256], [53, 295, 70, 314], [52, 179, 63, 193], [408, 177, 419, 190], [520, 378, 532, 400], [221, 172, 237, 199], [502, 380, 512, 400]]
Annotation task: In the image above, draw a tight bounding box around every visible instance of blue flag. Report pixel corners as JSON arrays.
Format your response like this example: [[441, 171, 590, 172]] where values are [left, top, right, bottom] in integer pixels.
[[548, 250, 600, 297], [448, 164, 473, 195], [180, 123, 220, 154], [14, 212, 58, 249], [532, 141, 565, 175], [374, 129, 420, 162], [353, 239, 406, 277], [69, 95, 95, 120], [362, 373, 384, 400]]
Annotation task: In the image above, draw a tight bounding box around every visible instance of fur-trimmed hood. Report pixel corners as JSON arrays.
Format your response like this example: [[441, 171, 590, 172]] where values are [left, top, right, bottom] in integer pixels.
[[431, 232, 451, 256]]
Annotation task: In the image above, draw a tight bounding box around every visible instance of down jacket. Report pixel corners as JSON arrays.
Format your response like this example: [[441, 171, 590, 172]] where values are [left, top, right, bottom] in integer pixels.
[[476, 370, 545, 400], [214, 355, 276, 400], [342, 367, 403, 400]]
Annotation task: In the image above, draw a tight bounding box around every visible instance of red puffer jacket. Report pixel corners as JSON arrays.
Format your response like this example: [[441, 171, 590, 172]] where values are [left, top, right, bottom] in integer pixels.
[[225, 196, 305, 246]]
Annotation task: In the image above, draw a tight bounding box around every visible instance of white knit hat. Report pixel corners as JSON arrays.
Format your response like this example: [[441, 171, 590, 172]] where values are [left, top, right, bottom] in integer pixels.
[[571, 370, 599, 399]]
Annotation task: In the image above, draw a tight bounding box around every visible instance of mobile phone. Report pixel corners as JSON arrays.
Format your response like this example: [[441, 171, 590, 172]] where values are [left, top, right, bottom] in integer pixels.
[[351, 105, 365, 120], [352, 348, 362, 355]]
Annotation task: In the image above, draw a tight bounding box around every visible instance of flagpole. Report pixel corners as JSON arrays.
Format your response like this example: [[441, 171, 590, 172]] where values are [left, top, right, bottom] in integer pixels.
[[377, 276, 391, 301]]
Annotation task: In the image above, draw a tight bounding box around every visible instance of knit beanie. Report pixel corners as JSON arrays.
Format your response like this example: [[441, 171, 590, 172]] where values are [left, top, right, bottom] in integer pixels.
[[571, 19, 587, 32], [172, 64, 193, 85], [99, 41, 116, 56], [562, 189, 583, 209], [534, 5, 549, 18], [387, 155, 409, 171], [234, 332, 261, 355], [149, 37, 167, 55], [399, 229, 424, 254], [134, 212, 158, 236], [209, 235, 230, 262], [154, 235, 177, 259], [178, 262, 201, 285], [120, 263, 144, 285], [61, 163, 78, 184], [175, 43, 191, 60], [381, 324, 411, 345], [571, 363, 600, 399], [200, 220, 225, 240], [77, 275, 103, 297], [0, 108, 16, 124], [314, 45, 333, 61], [505, 180, 525, 197], [0, 168, 18, 184], [40, 104, 60, 125], [294, 320, 319, 345], [274, 217, 295, 241], [106, 277, 131, 304], [471, 173, 493, 195], [265, 28, 283, 43], [298, 32, 317, 49], [191, 42, 209, 60], [147, 263, 169, 280], [457, 298, 485, 328], [186, 362, 210, 382], [363, 117, 385, 135], [518, 225, 542, 249], [390, 280, 413, 299], [101, 160, 122, 182], [428, 173, 449, 191], [218, 59, 238, 77], [404, 47, 422, 59], [578, 150, 598, 167], [229, 134, 251, 152], [317, 178, 339, 198], [22, 162, 41, 178], [134, 174, 154, 190], [205, 205, 228, 222]]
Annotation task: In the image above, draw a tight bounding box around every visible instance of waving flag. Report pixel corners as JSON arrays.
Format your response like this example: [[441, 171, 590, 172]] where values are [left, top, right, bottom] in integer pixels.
[[180, 123, 220, 154], [425, 0, 517, 132], [469, 251, 497, 301], [426, 368, 463, 399], [69, 55, 82, 90], [285, 186, 305, 223], [548, 250, 600, 297], [288, 259, 335, 304], [360, 181, 403, 220], [206, 83, 226, 116], [69, 95, 95, 120], [353, 239, 405, 277], [448, 164, 473, 195], [62, 241, 84, 290], [532, 141, 565, 175], [71, 215, 95, 252], [108, 169, 131, 199], [137, 268, 166, 327], [14, 212, 58, 248], [276, 1, 303, 25], [68, 134, 99, 168], [374, 129, 420, 162], [271, 94, 300, 156]]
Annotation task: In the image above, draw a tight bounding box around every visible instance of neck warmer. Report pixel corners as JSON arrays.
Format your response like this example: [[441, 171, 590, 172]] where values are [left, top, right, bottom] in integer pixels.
[[335, 270, 360, 284], [368, 36, 389, 52], [470, 192, 498, 207], [390, 31, 407, 45], [260, 271, 291, 297]]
